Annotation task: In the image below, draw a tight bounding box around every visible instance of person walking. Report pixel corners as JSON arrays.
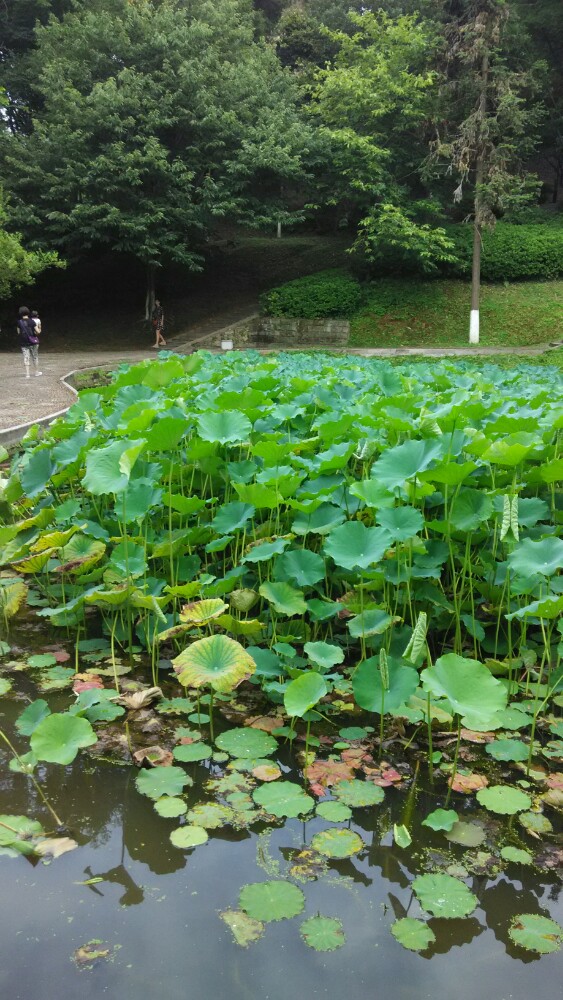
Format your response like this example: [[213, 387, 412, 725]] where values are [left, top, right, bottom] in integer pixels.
[[151, 299, 167, 347], [17, 306, 42, 378]]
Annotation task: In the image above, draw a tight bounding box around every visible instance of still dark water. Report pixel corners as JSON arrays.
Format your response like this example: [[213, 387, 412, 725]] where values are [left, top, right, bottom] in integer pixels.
[[1, 666, 562, 1000]]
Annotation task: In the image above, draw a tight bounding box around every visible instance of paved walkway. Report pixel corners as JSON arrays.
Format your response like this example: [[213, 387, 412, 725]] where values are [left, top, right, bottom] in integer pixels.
[[0, 323, 560, 443]]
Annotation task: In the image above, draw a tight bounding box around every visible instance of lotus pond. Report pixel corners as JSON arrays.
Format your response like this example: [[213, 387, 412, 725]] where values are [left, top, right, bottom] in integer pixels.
[[0, 351, 562, 998]]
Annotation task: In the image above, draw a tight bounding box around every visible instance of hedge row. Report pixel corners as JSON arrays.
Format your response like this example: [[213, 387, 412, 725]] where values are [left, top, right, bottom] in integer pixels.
[[445, 223, 563, 282], [259, 269, 363, 318]]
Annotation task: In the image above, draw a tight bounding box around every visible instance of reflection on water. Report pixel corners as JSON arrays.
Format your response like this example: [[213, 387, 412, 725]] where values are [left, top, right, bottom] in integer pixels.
[[0, 679, 562, 999]]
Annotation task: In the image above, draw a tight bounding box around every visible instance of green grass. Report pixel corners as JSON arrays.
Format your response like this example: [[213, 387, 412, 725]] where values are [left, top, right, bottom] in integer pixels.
[[349, 278, 563, 348]]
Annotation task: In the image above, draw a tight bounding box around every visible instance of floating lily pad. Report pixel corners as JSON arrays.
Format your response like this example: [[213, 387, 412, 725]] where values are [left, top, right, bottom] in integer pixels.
[[500, 846, 534, 865], [422, 808, 458, 832], [316, 801, 352, 822], [136, 766, 190, 800], [37, 666, 75, 691], [391, 918, 436, 952], [252, 764, 281, 782], [311, 829, 364, 858], [519, 811, 553, 836], [239, 880, 305, 922], [300, 916, 345, 952], [333, 779, 385, 808], [444, 821, 486, 848], [485, 739, 529, 762], [172, 743, 212, 763], [154, 797, 188, 818], [187, 803, 235, 829], [30, 713, 97, 764], [476, 785, 531, 815], [169, 825, 209, 849], [215, 727, 278, 759], [220, 909, 265, 948], [412, 873, 478, 919], [0, 678, 11, 696], [253, 781, 314, 818], [338, 727, 371, 741], [508, 914, 562, 954]]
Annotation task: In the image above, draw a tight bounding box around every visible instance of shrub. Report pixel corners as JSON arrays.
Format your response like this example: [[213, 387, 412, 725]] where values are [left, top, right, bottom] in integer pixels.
[[445, 223, 563, 282], [260, 269, 363, 318]]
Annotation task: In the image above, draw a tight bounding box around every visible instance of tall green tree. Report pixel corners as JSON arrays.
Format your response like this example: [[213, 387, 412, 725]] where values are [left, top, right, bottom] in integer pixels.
[[2, 0, 313, 310]]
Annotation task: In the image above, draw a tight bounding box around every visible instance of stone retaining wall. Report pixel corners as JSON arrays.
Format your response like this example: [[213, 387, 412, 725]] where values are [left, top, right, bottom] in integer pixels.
[[200, 314, 350, 350]]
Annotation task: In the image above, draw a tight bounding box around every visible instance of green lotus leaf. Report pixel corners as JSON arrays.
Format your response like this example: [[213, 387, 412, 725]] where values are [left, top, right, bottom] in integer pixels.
[[277, 549, 326, 586], [242, 539, 288, 563], [136, 765, 191, 800], [186, 803, 235, 829], [324, 522, 391, 571], [347, 609, 399, 638], [0, 580, 27, 619], [10, 549, 56, 574], [169, 825, 209, 849], [333, 779, 385, 808], [56, 534, 106, 575], [518, 811, 553, 836], [310, 828, 364, 858], [391, 918, 436, 953], [258, 581, 307, 617], [30, 713, 97, 764], [239, 880, 305, 922], [353, 655, 418, 714], [21, 448, 55, 498], [370, 438, 443, 490], [444, 821, 486, 848], [284, 672, 327, 718], [485, 739, 529, 762], [179, 599, 228, 625], [508, 537, 563, 579], [233, 483, 282, 509], [421, 653, 507, 731], [421, 808, 458, 832], [162, 493, 205, 516], [349, 479, 395, 508], [144, 416, 187, 451], [291, 502, 346, 536], [315, 801, 352, 822], [303, 641, 344, 670], [506, 595, 563, 621], [476, 785, 531, 815], [197, 410, 251, 444], [173, 743, 213, 762], [449, 489, 493, 532], [0, 814, 45, 856], [500, 846, 533, 865], [508, 914, 562, 954], [482, 433, 536, 467], [36, 666, 75, 691], [220, 909, 265, 948], [376, 506, 424, 541], [83, 438, 145, 495], [0, 678, 12, 696], [211, 502, 256, 535], [412, 873, 478, 919], [154, 797, 188, 818], [215, 727, 278, 759], [253, 781, 314, 818], [173, 635, 256, 693], [300, 916, 346, 952]]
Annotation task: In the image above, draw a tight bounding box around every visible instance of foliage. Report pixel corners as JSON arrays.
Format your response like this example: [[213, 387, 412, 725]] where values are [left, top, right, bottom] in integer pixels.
[[260, 269, 363, 318], [0, 198, 62, 300], [444, 223, 563, 282]]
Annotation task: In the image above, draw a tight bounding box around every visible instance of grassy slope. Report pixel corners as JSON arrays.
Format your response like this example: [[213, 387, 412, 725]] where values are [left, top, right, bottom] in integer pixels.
[[349, 279, 563, 348]]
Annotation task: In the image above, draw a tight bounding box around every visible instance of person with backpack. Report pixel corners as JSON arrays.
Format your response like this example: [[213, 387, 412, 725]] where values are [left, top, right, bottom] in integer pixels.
[[17, 306, 42, 378]]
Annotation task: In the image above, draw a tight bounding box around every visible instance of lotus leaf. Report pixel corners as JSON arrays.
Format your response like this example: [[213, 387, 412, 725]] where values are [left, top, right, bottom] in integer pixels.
[[258, 581, 307, 617], [333, 779, 385, 808], [485, 739, 529, 762], [187, 803, 235, 828], [154, 797, 188, 818], [173, 635, 256, 693], [242, 539, 288, 563], [169, 825, 209, 849], [500, 846, 533, 865], [370, 438, 443, 490], [444, 821, 486, 848], [315, 801, 352, 822], [412, 873, 478, 919], [347, 609, 398, 638], [449, 489, 493, 532], [30, 713, 97, 764], [476, 785, 531, 815], [277, 549, 325, 586], [220, 910, 265, 948], [136, 766, 190, 800], [376, 506, 424, 541], [391, 918, 435, 952], [324, 521, 391, 571], [179, 599, 228, 625], [215, 727, 278, 759], [0, 678, 11, 696], [518, 811, 553, 836], [173, 743, 212, 763], [508, 537, 563, 579], [253, 781, 314, 818], [310, 829, 364, 858], [292, 503, 346, 536], [422, 808, 459, 832], [508, 914, 562, 954], [239, 880, 305, 922], [197, 410, 251, 444], [421, 654, 507, 731], [353, 655, 418, 714], [284, 672, 327, 718], [211, 502, 255, 534], [300, 916, 345, 952]]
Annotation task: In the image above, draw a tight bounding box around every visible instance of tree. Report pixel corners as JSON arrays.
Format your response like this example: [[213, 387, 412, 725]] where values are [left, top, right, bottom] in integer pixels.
[[1, 0, 314, 312], [0, 196, 61, 300], [428, 0, 544, 343]]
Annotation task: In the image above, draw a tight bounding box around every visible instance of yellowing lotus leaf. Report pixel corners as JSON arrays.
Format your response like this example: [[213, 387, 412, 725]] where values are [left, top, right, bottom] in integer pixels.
[[173, 634, 256, 693]]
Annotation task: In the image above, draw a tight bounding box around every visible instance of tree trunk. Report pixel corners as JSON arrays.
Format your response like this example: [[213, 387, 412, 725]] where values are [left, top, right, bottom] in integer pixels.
[[469, 51, 489, 346], [145, 262, 156, 321]]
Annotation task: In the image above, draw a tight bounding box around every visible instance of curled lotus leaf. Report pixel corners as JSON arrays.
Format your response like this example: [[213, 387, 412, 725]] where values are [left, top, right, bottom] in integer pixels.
[[179, 599, 228, 625], [311, 828, 364, 858], [300, 916, 346, 952], [173, 635, 256, 693]]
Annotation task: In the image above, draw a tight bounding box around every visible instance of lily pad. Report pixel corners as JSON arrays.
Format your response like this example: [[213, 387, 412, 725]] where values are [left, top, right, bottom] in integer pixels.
[[300, 916, 346, 952], [422, 808, 458, 832], [220, 909, 265, 948], [187, 802, 235, 829], [239, 880, 305, 922], [316, 801, 352, 822], [310, 829, 364, 858], [253, 781, 314, 818], [476, 785, 531, 815], [391, 918, 436, 953], [333, 779, 385, 808], [169, 825, 209, 849], [154, 797, 188, 818], [412, 873, 477, 919], [519, 811, 553, 836], [215, 727, 278, 759], [444, 821, 486, 848], [500, 846, 534, 865], [485, 739, 529, 762], [136, 766, 190, 800], [508, 914, 562, 954], [172, 743, 212, 763], [30, 713, 97, 764]]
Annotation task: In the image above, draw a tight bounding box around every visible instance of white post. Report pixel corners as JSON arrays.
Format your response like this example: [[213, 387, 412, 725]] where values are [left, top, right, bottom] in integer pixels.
[[277, 220, 282, 239], [469, 309, 480, 344]]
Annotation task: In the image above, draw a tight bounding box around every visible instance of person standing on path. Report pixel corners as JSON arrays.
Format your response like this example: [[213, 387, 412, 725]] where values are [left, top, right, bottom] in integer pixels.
[[17, 306, 42, 378], [151, 299, 167, 347]]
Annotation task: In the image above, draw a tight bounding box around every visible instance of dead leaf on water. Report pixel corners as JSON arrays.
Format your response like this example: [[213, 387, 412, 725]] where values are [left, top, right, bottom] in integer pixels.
[[35, 837, 78, 859]]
